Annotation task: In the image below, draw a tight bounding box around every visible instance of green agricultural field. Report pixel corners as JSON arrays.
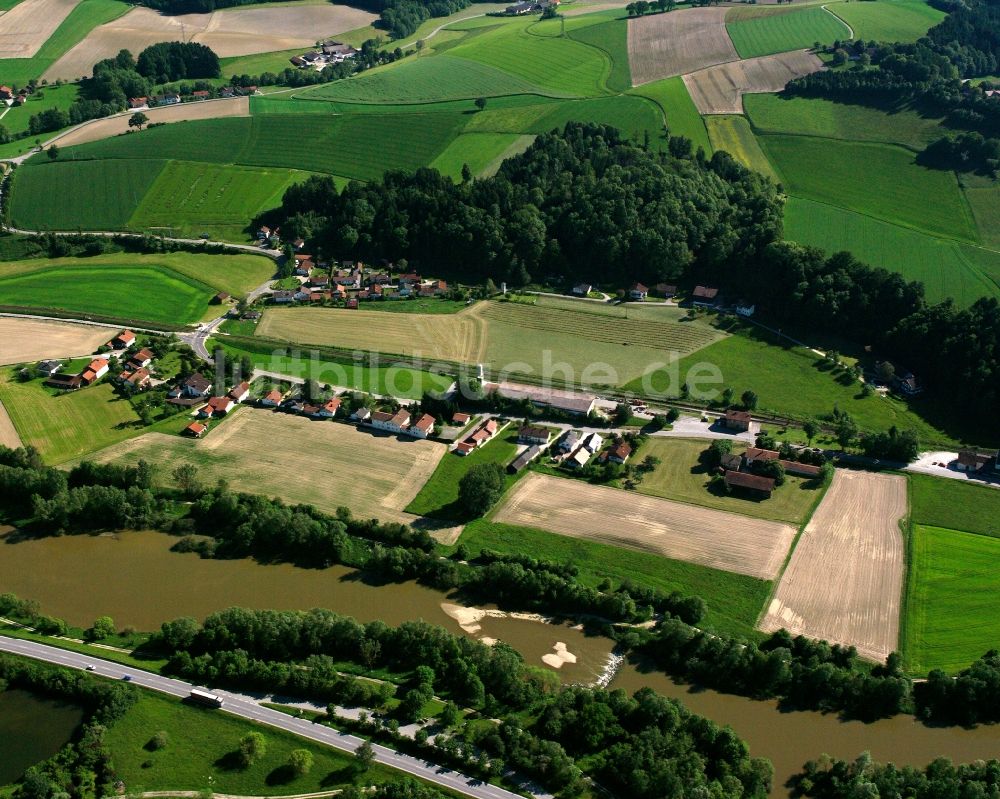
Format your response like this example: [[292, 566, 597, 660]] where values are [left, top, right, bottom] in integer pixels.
[[759, 134, 979, 241], [457, 519, 772, 638], [565, 17, 631, 93], [632, 437, 825, 524], [67, 118, 254, 165], [302, 54, 558, 103], [705, 115, 777, 180], [210, 338, 453, 399], [726, 6, 850, 58], [964, 184, 1000, 250], [629, 77, 712, 154], [406, 426, 520, 518], [128, 161, 307, 242], [0, 265, 214, 325], [447, 17, 613, 97], [106, 692, 406, 795], [905, 524, 1000, 674], [9, 159, 166, 231], [429, 132, 531, 178], [784, 198, 1000, 306], [627, 325, 958, 445], [831, 0, 945, 42], [0, 84, 79, 137], [526, 95, 663, 141], [0, 251, 275, 299], [744, 94, 946, 150], [909, 472, 1000, 538], [0, 0, 129, 86], [0, 371, 141, 464]]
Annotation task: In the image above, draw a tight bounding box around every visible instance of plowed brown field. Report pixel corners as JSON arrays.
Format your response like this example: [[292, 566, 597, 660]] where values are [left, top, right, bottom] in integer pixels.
[[758, 470, 907, 662], [682, 49, 823, 114], [493, 473, 797, 579], [0, 0, 78, 58], [0, 317, 109, 364], [627, 7, 738, 85]]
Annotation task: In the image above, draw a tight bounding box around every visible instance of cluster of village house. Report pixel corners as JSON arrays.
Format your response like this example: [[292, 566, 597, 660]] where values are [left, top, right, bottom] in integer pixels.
[[289, 40, 359, 70], [269, 251, 449, 307], [127, 84, 258, 110], [0, 84, 31, 107], [504, 0, 559, 14], [41, 330, 156, 392], [719, 409, 823, 497], [574, 281, 758, 317]]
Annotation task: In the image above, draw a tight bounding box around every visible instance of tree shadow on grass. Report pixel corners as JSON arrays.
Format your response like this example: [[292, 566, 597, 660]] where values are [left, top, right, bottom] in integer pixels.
[[320, 766, 358, 788], [265, 765, 298, 786], [213, 751, 246, 771]]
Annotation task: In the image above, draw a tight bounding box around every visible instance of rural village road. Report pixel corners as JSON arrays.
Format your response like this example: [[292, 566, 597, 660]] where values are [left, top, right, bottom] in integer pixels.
[[0, 636, 536, 799]]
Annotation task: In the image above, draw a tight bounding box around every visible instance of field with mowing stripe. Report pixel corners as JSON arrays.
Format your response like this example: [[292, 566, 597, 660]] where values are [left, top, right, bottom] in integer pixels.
[[0, 251, 275, 300], [726, 6, 850, 58], [0, 371, 141, 464], [630, 76, 712, 153], [0, 265, 214, 325], [759, 135, 979, 241], [65, 118, 253, 164], [128, 161, 306, 242], [429, 132, 531, 178], [744, 93, 946, 150], [784, 198, 1000, 305], [565, 17, 631, 93], [494, 472, 798, 580], [832, 0, 945, 42], [909, 472, 1000, 538], [458, 519, 771, 637], [9, 159, 165, 231], [705, 115, 777, 179], [89, 408, 447, 525], [303, 54, 557, 103], [964, 184, 1000, 250], [527, 94, 663, 139], [906, 525, 1000, 674]]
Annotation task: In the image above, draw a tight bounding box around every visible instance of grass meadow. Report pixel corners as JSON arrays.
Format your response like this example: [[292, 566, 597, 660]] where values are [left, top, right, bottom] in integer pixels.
[[429, 132, 532, 179], [0, 371, 141, 464], [905, 524, 1000, 674], [632, 437, 824, 524], [705, 115, 777, 179], [726, 6, 850, 58], [456, 519, 772, 638], [0, 84, 80, 137], [830, 0, 946, 42], [565, 17, 631, 93], [629, 76, 713, 154], [759, 134, 979, 241], [909, 472, 1000, 538], [784, 198, 1000, 306]]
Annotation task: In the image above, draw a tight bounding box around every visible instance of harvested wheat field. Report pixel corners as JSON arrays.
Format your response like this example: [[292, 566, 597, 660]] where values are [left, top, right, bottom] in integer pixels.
[[683, 49, 823, 114], [0, 0, 78, 58], [45, 4, 376, 80], [88, 408, 447, 525], [50, 97, 249, 147], [627, 8, 738, 85], [0, 317, 109, 365], [257, 306, 488, 365], [0, 402, 22, 449], [493, 473, 797, 579], [758, 470, 907, 662]]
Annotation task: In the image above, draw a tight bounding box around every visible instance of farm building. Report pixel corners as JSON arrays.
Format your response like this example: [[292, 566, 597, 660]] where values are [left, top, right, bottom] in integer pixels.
[[228, 382, 251, 403], [566, 448, 591, 469], [179, 373, 212, 398], [200, 396, 235, 417], [654, 283, 677, 298], [744, 447, 779, 466], [45, 374, 82, 391], [956, 449, 997, 473], [370, 409, 411, 434], [81, 358, 109, 385], [628, 283, 648, 300], [735, 300, 756, 317], [572, 283, 592, 296], [260, 389, 284, 407], [692, 286, 720, 307], [452, 412, 471, 426], [110, 330, 136, 349], [607, 441, 631, 464], [509, 445, 542, 473], [720, 452, 743, 472], [351, 407, 371, 423], [212, 291, 230, 304], [780, 459, 823, 478], [519, 425, 549, 446], [184, 422, 207, 438], [118, 368, 151, 390], [484, 381, 597, 416], [724, 470, 775, 497], [128, 348, 154, 369], [557, 430, 580, 453], [36, 360, 61, 376], [408, 413, 436, 438], [722, 409, 752, 432]]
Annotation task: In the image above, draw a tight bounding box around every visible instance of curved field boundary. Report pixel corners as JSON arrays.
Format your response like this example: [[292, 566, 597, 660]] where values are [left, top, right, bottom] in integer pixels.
[[758, 470, 907, 662], [822, 4, 854, 39], [627, 7, 738, 85], [682, 49, 823, 115], [725, 6, 850, 59]]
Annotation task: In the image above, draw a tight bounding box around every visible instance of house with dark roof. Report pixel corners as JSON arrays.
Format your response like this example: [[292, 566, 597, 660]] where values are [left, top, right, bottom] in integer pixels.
[[692, 286, 720, 307], [780, 459, 823, 478], [722, 409, 752, 432], [36, 360, 62, 376], [724, 470, 775, 497], [956, 449, 996, 473], [509, 445, 542, 473], [518, 425, 549, 446], [744, 447, 779, 466], [628, 282, 648, 301]]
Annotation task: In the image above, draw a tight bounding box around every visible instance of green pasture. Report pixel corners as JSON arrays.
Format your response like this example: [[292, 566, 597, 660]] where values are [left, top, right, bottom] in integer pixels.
[[831, 0, 945, 42], [527, 94, 663, 140], [726, 6, 850, 58], [210, 338, 453, 399], [565, 17, 631, 93], [0, 265, 213, 325], [964, 184, 1000, 250], [759, 134, 979, 241], [456, 519, 772, 638], [0, 84, 80, 137], [128, 161, 306, 242], [0, 371, 141, 464], [302, 54, 558, 103], [744, 94, 946, 150], [705, 115, 777, 180], [0, 0, 130, 86], [784, 198, 1000, 306], [9, 158, 166, 231], [909, 473, 1000, 538], [905, 525, 1000, 674], [429, 132, 530, 178], [629, 77, 712, 154]]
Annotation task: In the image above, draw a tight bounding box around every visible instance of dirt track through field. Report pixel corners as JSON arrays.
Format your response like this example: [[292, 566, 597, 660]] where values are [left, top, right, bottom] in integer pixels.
[[493, 473, 797, 579], [50, 97, 250, 147], [44, 4, 377, 81], [758, 470, 907, 662], [0, 317, 109, 364], [257, 305, 489, 365], [683, 49, 823, 114], [627, 8, 738, 85], [0, 0, 78, 58]]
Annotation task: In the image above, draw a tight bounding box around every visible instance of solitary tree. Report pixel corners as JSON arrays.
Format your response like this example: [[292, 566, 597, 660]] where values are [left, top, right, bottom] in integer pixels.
[[87, 616, 116, 641], [172, 463, 200, 498], [354, 740, 375, 771], [741, 390, 759, 410], [47, 144, 59, 160], [129, 112, 149, 131], [287, 749, 313, 776], [474, 97, 487, 112], [803, 419, 819, 444], [461, 163, 472, 184], [238, 732, 267, 767]]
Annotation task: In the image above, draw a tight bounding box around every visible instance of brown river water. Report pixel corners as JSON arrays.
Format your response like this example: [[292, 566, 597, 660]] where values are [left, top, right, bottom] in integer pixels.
[[3, 528, 1000, 796]]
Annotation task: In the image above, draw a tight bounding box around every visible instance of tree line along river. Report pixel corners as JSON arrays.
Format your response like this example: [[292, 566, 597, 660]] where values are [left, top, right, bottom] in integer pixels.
[[3, 528, 1000, 797]]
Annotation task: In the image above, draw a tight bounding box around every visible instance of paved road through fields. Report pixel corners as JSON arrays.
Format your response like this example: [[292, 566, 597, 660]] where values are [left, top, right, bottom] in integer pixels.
[[0, 636, 533, 799]]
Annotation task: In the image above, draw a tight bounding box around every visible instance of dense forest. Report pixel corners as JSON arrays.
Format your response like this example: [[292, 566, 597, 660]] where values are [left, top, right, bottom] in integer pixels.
[[787, 0, 1000, 173]]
